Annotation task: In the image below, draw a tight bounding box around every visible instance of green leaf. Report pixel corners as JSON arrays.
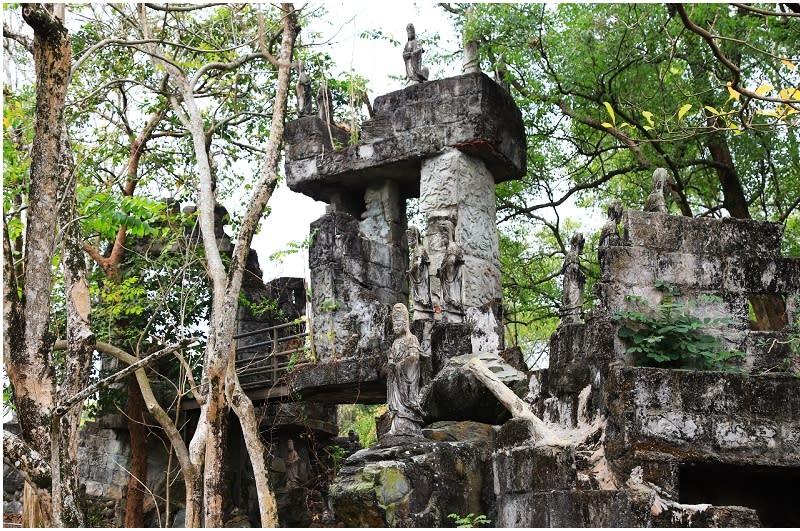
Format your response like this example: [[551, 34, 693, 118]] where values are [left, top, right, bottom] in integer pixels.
[[704, 105, 721, 116], [678, 103, 693, 120], [601, 122, 614, 129], [602, 101, 616, 126], [642, 110, 655, 128]]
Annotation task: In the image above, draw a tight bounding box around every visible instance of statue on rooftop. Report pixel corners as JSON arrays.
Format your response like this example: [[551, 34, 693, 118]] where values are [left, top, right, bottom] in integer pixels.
[[437, 220, 464, 315], [599, 199, 623, 248], [644, 168, 668, 213], [295, 60, 313, 117], [407, 226, 432, 315], [561, 232, 585, 324], [403, 23, 429, 83], [386, 303, 424, 437]]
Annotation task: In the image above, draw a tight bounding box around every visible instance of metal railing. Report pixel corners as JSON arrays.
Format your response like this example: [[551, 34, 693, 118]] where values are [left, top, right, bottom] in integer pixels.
[[234, 319, 308, 391]]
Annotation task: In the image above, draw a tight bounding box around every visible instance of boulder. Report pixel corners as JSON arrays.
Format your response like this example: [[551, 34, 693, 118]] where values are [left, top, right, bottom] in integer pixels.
[[422, 351, 528, 424], [329, 438, 493, 527]]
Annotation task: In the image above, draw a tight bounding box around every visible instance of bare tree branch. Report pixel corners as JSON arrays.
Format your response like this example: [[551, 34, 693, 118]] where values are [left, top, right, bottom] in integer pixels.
[[3, 23, 33, 52]]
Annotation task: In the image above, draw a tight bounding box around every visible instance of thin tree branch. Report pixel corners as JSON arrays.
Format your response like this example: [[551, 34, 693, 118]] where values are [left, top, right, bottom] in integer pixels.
[[54, 340, 196, 417], [676, 4, 800, 107], [3, 23, 33, 52]]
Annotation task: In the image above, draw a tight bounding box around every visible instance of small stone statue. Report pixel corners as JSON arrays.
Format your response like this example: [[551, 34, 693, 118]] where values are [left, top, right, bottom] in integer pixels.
[[403, 23, 429, 83], [644, 168, 668, 213], [437, 220, 464, 315], [407, 226, 432, 314], [599, 199, 623, 248], [316, 78, 334, 123], [386, 303, 424, 437], [295, 60, 313, 117], [285, 438, 300, 488], [561, 232, 585, 324]]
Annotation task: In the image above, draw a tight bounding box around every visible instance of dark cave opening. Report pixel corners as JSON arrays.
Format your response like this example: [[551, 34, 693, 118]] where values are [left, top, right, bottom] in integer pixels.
[[679, 462, 800, 527]]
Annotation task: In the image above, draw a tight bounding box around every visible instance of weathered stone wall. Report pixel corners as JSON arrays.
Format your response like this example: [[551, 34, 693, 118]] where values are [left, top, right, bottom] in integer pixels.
[[605, 367, 800, 469], [598, 211, 799, 369], [308, 211, 405, 362]]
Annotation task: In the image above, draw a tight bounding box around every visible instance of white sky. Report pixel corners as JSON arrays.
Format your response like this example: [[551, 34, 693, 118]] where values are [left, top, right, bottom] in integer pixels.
[[253, 1, 461, 281]]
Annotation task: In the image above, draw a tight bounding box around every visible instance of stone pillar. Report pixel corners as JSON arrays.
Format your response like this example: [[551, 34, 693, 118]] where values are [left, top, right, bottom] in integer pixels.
[[419, 147, 503, 352]]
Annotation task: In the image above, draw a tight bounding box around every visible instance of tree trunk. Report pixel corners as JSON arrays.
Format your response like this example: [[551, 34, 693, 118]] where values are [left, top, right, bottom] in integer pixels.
[[8, 4, 74, 527], [465, 357, 560, 445], [706, 129, 751, 219], [125, 380, 148, 527]]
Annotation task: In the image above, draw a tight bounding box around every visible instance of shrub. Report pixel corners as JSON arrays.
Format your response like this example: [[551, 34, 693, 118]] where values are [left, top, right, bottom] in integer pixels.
[[613, 281, 745, 370]]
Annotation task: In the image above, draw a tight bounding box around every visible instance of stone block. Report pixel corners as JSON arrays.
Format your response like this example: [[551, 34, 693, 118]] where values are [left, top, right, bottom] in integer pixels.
[[330, 439, 493, 528], [622, 211, 783, 257], [548, 323, 591, 394], [599, 246, 656, 285], [285, 73, 525, 203], [497, 491, 642, 527], [284, 116, 350, 160], [422, 420, 496, 445], [605, 366, 800, 466], [655, 252, 724, 290], [494, 444, 577, 494]]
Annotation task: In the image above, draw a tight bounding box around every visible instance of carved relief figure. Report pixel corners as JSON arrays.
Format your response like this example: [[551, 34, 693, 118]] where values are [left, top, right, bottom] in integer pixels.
[[386, 303, 424, 437], [599, 199, 623, 248], [407, 226, 432, 313], [403, 23, 429, 83], [295, 60, 313, 117], [437, 220, 464, 314], [285, 438, 300, 488], [561, 232, 585, 324], [644, 168, 668, 213]]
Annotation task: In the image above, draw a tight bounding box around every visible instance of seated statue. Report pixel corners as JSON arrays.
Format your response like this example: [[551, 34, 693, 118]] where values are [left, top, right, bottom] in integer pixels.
[[644, 168, 668, 213], [386, 303, 424, 437], [403, 23, 429, 83]]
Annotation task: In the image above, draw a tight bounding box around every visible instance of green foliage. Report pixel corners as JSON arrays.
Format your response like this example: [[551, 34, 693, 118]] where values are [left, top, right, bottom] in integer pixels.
[[319, 299, 341, 313], [338, 403, 385, 448], [238, 292, 283, 320], [447, 513, 492, 528], [329, 444, 348, 471], [614, 282, 745, 371]]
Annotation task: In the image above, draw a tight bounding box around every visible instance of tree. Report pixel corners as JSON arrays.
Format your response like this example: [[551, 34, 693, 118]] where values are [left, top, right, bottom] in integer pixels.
[[2, 4, 93, 526], [4, 2, 305, 526]]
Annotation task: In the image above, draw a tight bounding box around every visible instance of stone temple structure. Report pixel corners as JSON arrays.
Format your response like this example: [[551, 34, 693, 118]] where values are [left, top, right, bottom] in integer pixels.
[[5, 50, 799, 530], [285, 72, 525, 402], [283, 67, 799, 527]]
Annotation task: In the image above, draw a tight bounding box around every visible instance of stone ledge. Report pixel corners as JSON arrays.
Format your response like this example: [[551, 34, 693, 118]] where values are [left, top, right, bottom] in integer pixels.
[[285, 73, 525, 203], [287, 354, 386, 403], [621, 211, 783, 257], [605, 366, 800, 467], [497, 490, 760, 527]]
